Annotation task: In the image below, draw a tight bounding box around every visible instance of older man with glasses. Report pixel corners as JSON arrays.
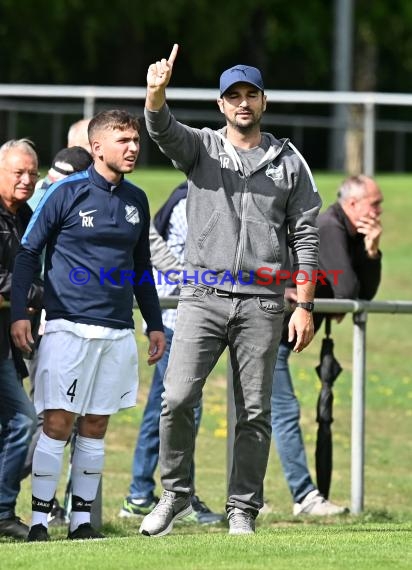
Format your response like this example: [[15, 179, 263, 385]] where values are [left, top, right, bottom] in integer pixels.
[[0, 139, 43, 540]]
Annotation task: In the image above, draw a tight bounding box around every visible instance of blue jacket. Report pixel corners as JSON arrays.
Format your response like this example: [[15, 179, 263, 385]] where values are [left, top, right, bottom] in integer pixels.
[[11, 165, 163, 332]]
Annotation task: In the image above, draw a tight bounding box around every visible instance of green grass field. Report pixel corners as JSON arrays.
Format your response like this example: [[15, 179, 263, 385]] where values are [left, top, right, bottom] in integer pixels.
[[2, 170, 411, 569]]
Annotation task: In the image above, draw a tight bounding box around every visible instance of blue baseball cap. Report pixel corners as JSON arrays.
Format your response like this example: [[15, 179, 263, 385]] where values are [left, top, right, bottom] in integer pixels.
[[219, 65, 264, 96]]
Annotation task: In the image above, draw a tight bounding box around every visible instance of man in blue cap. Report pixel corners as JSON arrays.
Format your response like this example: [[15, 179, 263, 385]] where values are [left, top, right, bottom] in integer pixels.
[[140, 46, 321, 536]]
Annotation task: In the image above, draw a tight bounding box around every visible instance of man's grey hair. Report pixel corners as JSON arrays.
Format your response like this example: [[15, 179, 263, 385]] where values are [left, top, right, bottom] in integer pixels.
[[0, 138, 38, 166], [337, 175, 370, 204], [67, 118, 91, 147]]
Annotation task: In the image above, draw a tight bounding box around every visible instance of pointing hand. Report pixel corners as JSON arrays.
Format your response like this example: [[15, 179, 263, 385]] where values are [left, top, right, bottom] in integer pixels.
[[147, 44, 179, 89]]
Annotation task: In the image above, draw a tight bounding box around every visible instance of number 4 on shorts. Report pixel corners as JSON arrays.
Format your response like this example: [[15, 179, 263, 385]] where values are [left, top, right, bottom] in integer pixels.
[[67, 379, 78, 402]]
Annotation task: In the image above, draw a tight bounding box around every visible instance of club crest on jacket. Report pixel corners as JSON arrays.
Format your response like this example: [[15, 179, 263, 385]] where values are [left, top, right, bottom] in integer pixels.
[[125, 205, 140, 225]]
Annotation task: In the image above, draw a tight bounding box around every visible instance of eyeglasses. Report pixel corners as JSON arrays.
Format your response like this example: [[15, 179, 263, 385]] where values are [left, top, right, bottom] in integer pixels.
[[1, 167, 39, 180]]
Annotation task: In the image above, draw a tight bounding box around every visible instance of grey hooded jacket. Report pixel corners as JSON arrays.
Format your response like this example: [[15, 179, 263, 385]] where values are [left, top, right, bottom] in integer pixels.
[[145, 104, 321, 296]]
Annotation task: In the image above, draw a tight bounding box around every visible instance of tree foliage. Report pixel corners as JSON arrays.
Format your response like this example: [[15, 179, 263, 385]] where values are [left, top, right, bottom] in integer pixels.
[[0, 1, 330, 88], [1, 2, 412, 93], [1, 0, 412, 95]]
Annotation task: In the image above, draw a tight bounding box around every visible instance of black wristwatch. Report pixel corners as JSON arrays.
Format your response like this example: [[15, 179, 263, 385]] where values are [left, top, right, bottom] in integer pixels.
[[295, 302, 315, 312]]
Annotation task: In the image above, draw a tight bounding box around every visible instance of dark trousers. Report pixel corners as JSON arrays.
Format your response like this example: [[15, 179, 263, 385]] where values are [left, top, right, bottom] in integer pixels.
[[0, 359, 36, 519]]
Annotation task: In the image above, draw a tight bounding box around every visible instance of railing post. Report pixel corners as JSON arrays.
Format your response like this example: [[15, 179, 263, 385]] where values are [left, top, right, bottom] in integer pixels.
[[363, 101, 375, 176], [83, 95, 95, 119], [91, 480, 102, 530], [351, 310, 368, 514]]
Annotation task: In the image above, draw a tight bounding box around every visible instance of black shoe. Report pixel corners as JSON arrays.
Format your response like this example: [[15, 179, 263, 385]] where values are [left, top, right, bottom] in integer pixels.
[[67, 523, 105, 540], [27, 524, 50, 542], [189, 495, 225, 524], [0, 515, 29, 540]]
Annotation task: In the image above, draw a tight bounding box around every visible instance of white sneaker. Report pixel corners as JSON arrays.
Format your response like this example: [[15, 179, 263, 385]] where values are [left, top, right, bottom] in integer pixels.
[[228, 508, 255, 535], [293, 490, 349, 516], [139, 490, 192, 537]]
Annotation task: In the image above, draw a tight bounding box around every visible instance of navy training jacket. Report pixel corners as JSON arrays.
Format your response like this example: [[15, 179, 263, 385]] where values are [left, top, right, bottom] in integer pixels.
[[11, 165, 163, 333]]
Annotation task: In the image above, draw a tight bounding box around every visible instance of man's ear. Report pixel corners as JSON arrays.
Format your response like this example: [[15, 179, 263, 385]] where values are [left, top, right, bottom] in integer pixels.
[[347, 196, 358, 210], [217, 98, 224, 114], [91, 140, 102, 158]]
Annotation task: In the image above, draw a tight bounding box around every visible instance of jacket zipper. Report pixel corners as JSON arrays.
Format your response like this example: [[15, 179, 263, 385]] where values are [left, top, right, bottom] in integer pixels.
[[109, 185, 116, 223], [232, 175, 248, 293]]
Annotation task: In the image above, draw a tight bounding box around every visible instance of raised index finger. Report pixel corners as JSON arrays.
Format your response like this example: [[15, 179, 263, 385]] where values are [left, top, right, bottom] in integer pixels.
[[168, 44, 179, 65]]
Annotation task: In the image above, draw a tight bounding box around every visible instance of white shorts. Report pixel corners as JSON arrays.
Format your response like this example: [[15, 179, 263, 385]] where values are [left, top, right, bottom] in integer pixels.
[[33, 329, 138, 415]]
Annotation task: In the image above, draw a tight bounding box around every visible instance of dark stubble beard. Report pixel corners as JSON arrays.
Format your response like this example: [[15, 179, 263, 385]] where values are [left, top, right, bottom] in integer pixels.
[[229, 110, 262, 134]]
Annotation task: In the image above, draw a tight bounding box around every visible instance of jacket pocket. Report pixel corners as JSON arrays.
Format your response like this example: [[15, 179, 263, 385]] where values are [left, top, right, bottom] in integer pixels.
[[197, 211, 220, 248], [242, 220, 281, 266], [186, 211, 237, 272]]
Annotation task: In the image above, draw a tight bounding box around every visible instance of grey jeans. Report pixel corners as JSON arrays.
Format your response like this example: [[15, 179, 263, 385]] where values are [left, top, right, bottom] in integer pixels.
[[159, 284, 284, 516]]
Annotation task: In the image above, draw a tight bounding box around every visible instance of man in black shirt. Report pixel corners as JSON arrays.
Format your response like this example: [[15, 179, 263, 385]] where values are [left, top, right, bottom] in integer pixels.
[[271, 175, 383, 515], [0, 139, 43, 540]]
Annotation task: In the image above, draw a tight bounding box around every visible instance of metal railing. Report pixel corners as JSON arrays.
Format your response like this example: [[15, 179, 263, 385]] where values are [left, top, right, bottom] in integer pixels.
[[4, 85, 412, 174], [307, 299, 412, 513]]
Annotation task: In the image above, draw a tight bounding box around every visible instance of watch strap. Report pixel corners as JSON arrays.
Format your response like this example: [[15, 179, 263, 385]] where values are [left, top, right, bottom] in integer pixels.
[[295, 302, 315, 312]]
